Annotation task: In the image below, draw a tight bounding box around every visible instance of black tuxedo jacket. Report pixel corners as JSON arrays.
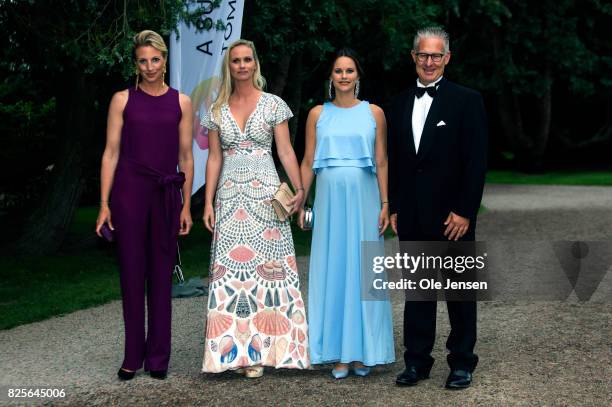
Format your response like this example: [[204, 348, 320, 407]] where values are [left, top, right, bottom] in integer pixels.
[[388, 78, 487, 239]]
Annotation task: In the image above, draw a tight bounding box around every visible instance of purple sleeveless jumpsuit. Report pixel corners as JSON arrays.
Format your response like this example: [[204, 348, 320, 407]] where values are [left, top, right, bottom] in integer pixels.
[[110, 86, 184, 372]]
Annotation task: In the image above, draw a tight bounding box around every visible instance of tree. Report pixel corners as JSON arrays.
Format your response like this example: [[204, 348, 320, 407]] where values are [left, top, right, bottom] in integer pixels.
[[0, 0, 217, 255], [449, 0, 612, 171], [243, 0, 440, 143]]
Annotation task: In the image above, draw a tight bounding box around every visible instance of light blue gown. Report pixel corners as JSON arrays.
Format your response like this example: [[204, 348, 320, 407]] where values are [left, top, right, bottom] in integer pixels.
[[308, 101, 395, 366]]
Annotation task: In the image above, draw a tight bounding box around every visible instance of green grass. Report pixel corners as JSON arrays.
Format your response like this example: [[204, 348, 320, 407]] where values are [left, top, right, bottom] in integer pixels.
[[486, 170, 612, 186], [0, 207, 312, 330], [0, 250, 121, 329]]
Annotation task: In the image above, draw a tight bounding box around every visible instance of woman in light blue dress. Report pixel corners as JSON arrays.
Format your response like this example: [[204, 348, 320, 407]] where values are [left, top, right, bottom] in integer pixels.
[[299, 48, 395, 378]]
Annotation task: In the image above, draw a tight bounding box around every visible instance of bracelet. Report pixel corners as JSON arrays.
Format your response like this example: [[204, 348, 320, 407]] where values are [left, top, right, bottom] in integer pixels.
[[296, 187, 304, 191], [100, 200, 109, 206], [381, 201, 389, 205]]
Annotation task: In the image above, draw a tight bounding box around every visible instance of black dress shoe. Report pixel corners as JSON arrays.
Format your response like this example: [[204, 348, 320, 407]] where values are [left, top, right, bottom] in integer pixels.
[[117, 368, 135, 381], [445, 369, 472, 389], [396, 366, 429, 386], [149, 370, 167, 380]]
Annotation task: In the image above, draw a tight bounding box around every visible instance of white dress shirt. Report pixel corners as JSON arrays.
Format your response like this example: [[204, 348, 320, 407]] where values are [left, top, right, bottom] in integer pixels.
[[412, 77, 443, 153]]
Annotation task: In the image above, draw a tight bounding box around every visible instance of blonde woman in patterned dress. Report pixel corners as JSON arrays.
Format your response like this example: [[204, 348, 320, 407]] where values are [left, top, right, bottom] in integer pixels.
[[200, 39, 309, 378]]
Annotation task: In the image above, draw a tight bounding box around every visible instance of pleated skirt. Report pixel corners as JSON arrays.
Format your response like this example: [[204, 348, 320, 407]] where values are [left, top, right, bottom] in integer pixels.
[[307, 166, 395, 366]]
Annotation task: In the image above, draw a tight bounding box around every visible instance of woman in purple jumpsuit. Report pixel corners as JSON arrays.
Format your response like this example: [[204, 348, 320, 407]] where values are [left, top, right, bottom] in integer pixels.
[[95, 30, 194, 381]]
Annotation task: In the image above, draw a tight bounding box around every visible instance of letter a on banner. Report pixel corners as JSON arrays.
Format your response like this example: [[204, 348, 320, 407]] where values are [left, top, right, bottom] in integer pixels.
[[170, 1, 245, 194]]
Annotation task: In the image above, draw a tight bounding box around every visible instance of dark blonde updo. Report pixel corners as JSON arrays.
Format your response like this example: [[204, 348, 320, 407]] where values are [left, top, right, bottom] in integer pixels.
[[132, 30, 168, 60]]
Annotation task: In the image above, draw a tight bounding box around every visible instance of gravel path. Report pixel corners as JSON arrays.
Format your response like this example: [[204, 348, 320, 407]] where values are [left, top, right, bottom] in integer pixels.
[[1, 184, 611, 406]]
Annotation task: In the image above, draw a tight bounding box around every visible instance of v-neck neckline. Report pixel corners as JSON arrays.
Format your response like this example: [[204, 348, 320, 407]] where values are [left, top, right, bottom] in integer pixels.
[[227, 92, 264, 135]]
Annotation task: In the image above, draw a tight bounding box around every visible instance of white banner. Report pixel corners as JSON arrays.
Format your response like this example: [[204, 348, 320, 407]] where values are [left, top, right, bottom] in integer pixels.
[[170, 0, 244, 194]]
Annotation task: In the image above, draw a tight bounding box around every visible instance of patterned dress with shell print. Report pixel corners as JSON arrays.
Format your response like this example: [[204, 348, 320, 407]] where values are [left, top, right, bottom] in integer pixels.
[[200, 92, 310, 373]]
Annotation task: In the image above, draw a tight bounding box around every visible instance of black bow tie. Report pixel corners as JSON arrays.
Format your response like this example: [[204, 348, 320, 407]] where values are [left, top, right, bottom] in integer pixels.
[[415, 86, 437, 98]]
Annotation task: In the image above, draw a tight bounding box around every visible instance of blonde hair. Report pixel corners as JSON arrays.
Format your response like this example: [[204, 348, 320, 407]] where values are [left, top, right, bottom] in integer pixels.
[[133, 30, 168, 59], [212, 39, 266, 122]]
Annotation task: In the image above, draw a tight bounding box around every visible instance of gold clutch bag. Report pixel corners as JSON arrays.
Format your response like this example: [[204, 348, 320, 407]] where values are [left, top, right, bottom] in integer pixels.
[[271, 182, 294, 221]]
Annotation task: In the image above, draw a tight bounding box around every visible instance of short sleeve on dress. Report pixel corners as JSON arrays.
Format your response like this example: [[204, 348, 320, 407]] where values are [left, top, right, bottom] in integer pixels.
[[267, 95, 293, 127], [200, 105, 220, 131]]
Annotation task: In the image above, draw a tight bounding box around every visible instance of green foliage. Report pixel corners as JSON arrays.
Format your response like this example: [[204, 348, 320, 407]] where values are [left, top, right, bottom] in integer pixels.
[[378, 0, 444, 69], [246, 0, 334, 64], [0, 1, 222, 80], [451, 0, 611, 96], [0, 74, 57, 211], [251, 0, 443, 70]]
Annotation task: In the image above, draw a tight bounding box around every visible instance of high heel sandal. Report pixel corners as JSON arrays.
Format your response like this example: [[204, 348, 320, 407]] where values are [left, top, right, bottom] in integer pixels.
[[244, 366, 264, 378]]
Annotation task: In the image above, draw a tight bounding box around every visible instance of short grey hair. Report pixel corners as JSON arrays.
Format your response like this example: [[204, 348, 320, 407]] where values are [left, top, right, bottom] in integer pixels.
[[413, 27, 450, 54]]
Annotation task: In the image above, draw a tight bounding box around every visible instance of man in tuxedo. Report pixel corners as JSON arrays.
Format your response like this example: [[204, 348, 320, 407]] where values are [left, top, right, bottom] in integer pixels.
[[388, 27, 487, 389]]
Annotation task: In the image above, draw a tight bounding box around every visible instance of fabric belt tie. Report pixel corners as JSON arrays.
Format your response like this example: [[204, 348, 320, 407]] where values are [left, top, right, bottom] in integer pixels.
[[119, 158, 185, 256]]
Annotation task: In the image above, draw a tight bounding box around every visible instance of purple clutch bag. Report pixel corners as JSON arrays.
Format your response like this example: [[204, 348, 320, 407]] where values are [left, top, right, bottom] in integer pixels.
[[100, 223, 115, 242]]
